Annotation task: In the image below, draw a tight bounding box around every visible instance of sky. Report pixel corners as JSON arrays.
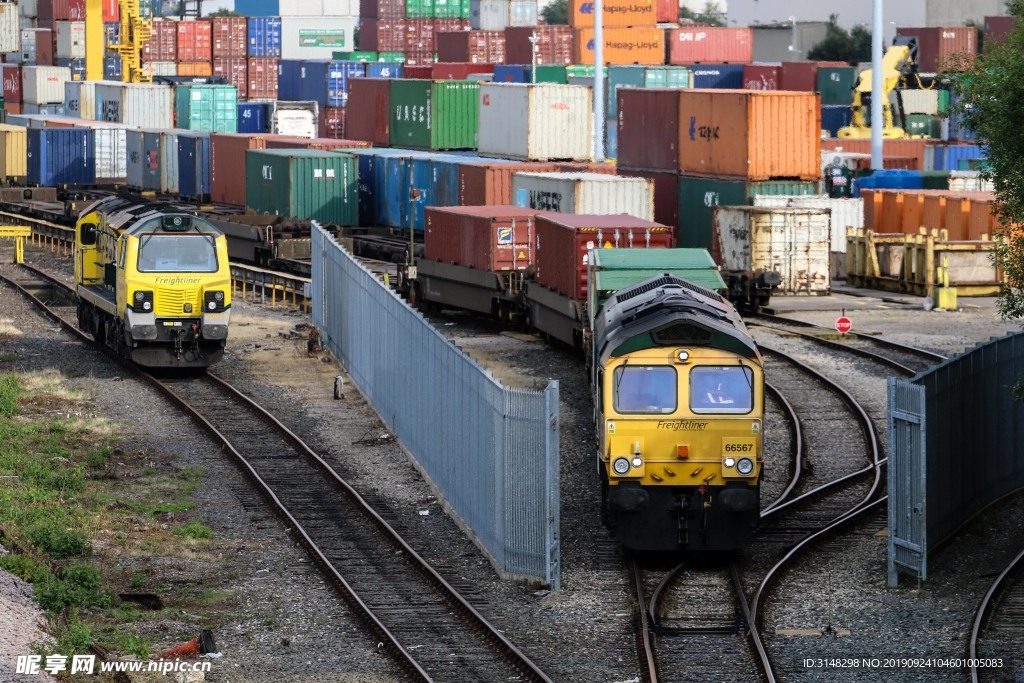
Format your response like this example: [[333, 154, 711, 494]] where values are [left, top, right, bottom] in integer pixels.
[[202, 0, 233, 13]]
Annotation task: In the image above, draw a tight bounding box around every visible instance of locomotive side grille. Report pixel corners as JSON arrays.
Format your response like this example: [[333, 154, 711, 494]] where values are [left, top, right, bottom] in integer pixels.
[[155, 287, 200, 316]]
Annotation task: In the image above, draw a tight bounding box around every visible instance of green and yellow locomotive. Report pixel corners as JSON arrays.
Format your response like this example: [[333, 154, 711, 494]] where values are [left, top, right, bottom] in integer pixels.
[[74, 196, 232, 368], [592, 275, 763, 551]]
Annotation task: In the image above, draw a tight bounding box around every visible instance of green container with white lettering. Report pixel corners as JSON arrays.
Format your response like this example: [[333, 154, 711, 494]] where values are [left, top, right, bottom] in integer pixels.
[[245, 148, 358, 226], [389, 79, 479, 150]]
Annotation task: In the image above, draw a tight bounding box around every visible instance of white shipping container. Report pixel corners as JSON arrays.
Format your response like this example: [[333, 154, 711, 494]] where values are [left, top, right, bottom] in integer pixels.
[[56, 21, 85, 60], [271, 101, 317, 138], [64, 80, 97, 119], [19, 28, 49, 64], [511, 172, 654, 220], [321, 0, 356, 14], [19, 17, 35, 31], [142, 62, 178, 77], [94, 82, 173, 129], [23, 66, 71, 105], [279, 16, 356, 60], [753, 194, 863, 253], [478, 83, 593, 161], [897, 89, 940, 116], [161, 130, 181, 194], [949, 170, 995, 193], [73, 123, 127, 180], [714, 206, 831, 296], [472, 0, 537, 30], [19, 0, 38, 17], [275, 0, 356, 14], [0, 4, 19, 53]]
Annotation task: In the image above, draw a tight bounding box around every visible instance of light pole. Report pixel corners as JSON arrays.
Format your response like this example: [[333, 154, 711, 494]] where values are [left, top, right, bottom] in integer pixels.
[[594, 0, 605, 160], [529, 31, 539, 84], [871, 0, 883, 169]]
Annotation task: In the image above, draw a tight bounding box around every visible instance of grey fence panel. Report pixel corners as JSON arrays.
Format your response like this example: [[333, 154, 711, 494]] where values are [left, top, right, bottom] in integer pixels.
[[888, 378, 927, 586], [311, 226, 560, 588]]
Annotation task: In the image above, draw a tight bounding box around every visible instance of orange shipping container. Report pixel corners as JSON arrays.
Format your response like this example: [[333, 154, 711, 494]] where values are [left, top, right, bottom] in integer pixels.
[[572, 27, 664, 65], [969, 198, 995, 240], [862, 190, 881, 230], [177, 20, 213, 62], [901, 191, 924, 231], [879, 191, 904, 230], [178, 61, 213, 77], [569, 0, 656, 28], [943, 196, 972, 240], [921, 194, 947, 232], [677, 89, 821, 180]]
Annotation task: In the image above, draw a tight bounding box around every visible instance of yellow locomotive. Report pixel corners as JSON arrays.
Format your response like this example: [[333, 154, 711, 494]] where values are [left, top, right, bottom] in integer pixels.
[[592, 275, 763, 551], [74, 196, 232, 368]]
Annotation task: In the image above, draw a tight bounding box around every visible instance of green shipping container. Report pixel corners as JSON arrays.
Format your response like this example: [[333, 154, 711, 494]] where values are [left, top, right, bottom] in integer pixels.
[[389, 79, 479, 150], [816, 66, 855, 105], [566, 64, 606, 78], [938, 89, 950, 116], [245, 149, 358, 226], [433, 0, 461, 17], [333, 50, 378, 61], [380, 52, 407, 63], [533, 65, 568, 83], [643, 66, 691, 88], [904, 114, 941, 138], [677, 176, 819, 251], [174, 84, 238, 134], [607, 66, 645, 117], [405, 0, 434, 17], [921, 171, 950, 190]]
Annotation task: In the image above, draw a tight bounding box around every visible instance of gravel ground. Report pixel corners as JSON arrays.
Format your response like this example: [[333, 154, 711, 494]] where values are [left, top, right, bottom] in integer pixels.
[[3, 245, 1024, 683]]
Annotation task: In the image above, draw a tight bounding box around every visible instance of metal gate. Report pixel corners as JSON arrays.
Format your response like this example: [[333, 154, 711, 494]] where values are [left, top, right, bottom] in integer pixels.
[[888, 378, 927, 586]]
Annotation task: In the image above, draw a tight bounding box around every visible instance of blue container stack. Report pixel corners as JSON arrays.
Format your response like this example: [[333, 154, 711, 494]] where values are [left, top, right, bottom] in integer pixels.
[[248, 17, 283, 58], [685, 64, 744, 89], [177, 131, 212, 202], [27, 128, 96, 186]]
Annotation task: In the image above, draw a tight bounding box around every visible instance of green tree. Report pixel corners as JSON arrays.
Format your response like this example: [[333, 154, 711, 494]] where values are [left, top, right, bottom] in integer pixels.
[[807, 15, 871, 64], [679, 1, 725, 27], [208, 8, 242, 16], [541, 0, 568, 25], [949, 2, 1023, 319]]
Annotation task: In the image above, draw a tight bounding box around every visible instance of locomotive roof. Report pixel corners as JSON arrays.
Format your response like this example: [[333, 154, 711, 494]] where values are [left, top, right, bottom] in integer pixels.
[[81, 194, 222, 235]]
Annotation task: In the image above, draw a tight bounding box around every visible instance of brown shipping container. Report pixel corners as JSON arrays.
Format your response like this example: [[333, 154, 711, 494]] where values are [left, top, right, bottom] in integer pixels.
[[505, 26, 573, 66], [361, 0, 405, 19], [5, 102, 22, 115], [436, 30, 506, 64], [320, 108, 346, 139], [779, 61, 817, 90], [424, 205, 539, 271], [3, 65, 22, 104], [667, 27, 753, 64], [210, 133, 271, 206], [458, 162, 557, 206], [570, 0, 656, 28], [553, 162, 617, 175], [625, 170, 678, 229], [984, 16, 1016, 51], [969, 197, 995, 240], [678, 89, 820, 179], [896, 26, 976, 72], [248, 57, 278, 100], [656, 0, 676, 23], [944, 196, 971, 240], [743, 64, 780, 90], [213, 16, 247, 59], [405, 18, 435, 53], [213, 58, 248, 99], [431, 62, 494, 79], [36, 31, 54, 66], [178, 20, 213, 62], [536, 213, 673, 300], [861, 190, 880, 230], [178, 61, 213, 77], [39, 0, 85, 21], [572, 27, 664, 65], [346, 78, 391, 145], [616, 88, 679, 172], [266, 137, 371, 150], [358, 19, 407, 53], [821, 138, 933, 173], [143, 20, 177, 62], [403, 65, 433, 77]]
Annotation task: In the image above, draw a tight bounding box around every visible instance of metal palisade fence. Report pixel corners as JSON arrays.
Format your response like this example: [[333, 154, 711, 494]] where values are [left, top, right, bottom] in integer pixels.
[[311, 225, 561, 588], [888, 331, 1024, 586]]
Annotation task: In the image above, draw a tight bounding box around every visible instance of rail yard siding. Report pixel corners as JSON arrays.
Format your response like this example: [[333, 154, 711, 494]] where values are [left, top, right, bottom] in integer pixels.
[[568, 0, 656, 28], [389, 79, 479, 150], [511, 172, 654, 220], [713, 206, 831, 296], [94, 82, 173, 129], [667, 27, 752, 64], [571, 27, 664, 65], [246, 148, 358, 225], [477, 83, 592, 161], [457, 161, 557, 205], [27, 126, 95, 185], [424, 205, 539, 270], [346, 78, 391, 145], [534, 213, 673, 300]]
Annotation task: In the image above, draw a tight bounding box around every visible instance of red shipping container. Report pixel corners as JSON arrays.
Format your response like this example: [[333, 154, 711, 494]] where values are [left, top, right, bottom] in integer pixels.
[[616, 88, 678, 173], [535, 213, 673, 300], [896, 26, 976, 72], [3, 65, 22, 104], [505, 26, 573, 65], [743, 63, 780, 90], [405, 18, 435, 53], [178, 20, 213, 63], [403, 63, 434, 76], [361, 0, 406, 19], [35, 30, 54, 66], [779, 61, 817, 90], [431, 62, 494, 79], [424, 205, 539, 272], [667, 27, 753, 64], [436, 30, 505, 64], [358, 18, 406, 52], [213, 57, 248, 99], [346, 79, 391, 145], [143, 20, 177, 62], [267, 136, 371, 150], [984, 16, 1016, 51], [620, 170, 677, 230], [5, 102, 22, 115], [457, 161, 557, 205], [319, 108, 345, 139], [38, 0, 85, 21], [213, 17, 247, 59], [247, 57, 278, 100], [656, 0, 677, 23], [103, 0, 118, 22], [821, 137, 933, 172], [210, 133, 271, 205], [553, 162, 617, 175]]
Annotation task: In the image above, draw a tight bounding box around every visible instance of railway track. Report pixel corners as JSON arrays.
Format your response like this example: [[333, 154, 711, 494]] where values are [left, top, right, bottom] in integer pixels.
[[1, 263, 554, 683], [970, 546, 1024, 682]]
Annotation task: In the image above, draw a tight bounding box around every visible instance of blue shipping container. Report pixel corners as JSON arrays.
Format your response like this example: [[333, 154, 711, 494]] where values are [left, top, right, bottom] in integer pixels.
[[104, 55, 122, 80], [103, 22, 119, 48], [235, 0, 281, 14], [177, 132, 211, 201], [493, 65, 530, 83], [366, 62, 402, 79], [933, 144, 986, 172], [857, 169, 924, 191], [237, 102, 271, 133], [278, 59, 303, 101], [299, 60, 366, 107], [27, 128, 96, 186], [685, 63, 744, 89], [821, 105, 853, 136], [605, 118, 617, 159], [248, 17, 282, 57]]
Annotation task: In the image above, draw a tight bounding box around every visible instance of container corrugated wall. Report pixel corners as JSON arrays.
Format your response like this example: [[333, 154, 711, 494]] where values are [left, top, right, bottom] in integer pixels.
[[510, 171, 654, 220], [75, 123, 126, 181], [0, 4, 17, 53], [161, 130, 181, 193], [246, 148, 358, 225], [174, 84, 238, 133], [23, 66, 71, 105], [753, 194, 864, 254], [95, 82, 173, 129], [478, 83, 592, 161], [0, 124, 27, 178], [64, 80, 96, 119], [713, 206, 831, 296], [390, 79, 479, 150], [177, 131, 211, 201], [26, 127, 95, 185]]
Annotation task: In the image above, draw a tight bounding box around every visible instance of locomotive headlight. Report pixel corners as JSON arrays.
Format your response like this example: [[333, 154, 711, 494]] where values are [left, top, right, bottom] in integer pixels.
[[737, 458, 755, 475], [214, 291, 224, 302], [208, 301, 217, 310], [143, 301, 152, 311], [134, 291, 144, 301], [612, 457, 631, 475], [724, 457, 736, 468]]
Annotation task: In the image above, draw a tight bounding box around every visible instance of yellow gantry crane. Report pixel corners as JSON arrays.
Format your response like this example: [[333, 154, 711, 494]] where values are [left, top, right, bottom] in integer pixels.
[[84, 0, 153, 83]]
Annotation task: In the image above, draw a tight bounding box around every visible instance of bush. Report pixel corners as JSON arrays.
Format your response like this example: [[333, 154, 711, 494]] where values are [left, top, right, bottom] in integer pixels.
[[0, 374, 19, 415], [25, 521, 92, 559], [35, 562, 111, 611]]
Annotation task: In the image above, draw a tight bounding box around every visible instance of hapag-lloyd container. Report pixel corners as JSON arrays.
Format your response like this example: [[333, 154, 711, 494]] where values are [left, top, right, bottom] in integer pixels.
[[0, 124, 28, 178], [174, 84, 238, 133], [572, 27, 664, 65], [678, 89, 821, 180], [753, 194, 864, 253], [667, 27, 752, 64], [3, 65, 22, 103], [511, 172, 654, 220], [458, 161, 557, 205], [535, 213, 673, 300], [896, 26, 976, 72], [569, 0, 656, 27], [390, 79, 479, 150], [712, 206, 831, 296], [23, 66, 71, 105], [177, 131, 211, 201], [346, 78, 391, 145], [504, 26, 572, 65], [95, 82, 173, 129], [213, 16, 247, 58], [245, 148, 358, 225], [743, 64, 779, 90], [73, 121, 126, 181], [424, 205, 539, 271], [27, 126, 95, 185], [478, 83, 592, 161]]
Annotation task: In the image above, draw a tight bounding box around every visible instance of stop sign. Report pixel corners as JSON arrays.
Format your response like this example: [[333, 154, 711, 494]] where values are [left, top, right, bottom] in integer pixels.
[[835, 316, 852, 334]]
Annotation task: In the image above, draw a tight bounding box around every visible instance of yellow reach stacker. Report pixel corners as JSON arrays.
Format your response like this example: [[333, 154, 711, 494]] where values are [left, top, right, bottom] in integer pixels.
[[84, 0, 153, 83]]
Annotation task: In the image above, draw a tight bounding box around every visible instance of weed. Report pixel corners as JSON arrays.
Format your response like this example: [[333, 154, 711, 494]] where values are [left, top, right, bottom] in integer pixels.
[[85, 446, 113, 469], [173, 521, 212, 540], [0, 553, 50, 583], [24, 521, 91, 559], [35, 562, 111, 611], [0, 373, 20, 415], [51, 614, 93, 656]]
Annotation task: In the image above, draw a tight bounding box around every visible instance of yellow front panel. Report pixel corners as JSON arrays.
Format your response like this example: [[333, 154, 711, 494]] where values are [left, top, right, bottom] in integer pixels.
[[154, 287, 201, 317]]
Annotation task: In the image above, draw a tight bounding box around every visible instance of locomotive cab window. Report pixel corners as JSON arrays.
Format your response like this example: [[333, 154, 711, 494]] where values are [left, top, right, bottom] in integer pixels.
[[690, 366, 754, 414], [613, 365, 677, 414], [137, 234, 218, 273]]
